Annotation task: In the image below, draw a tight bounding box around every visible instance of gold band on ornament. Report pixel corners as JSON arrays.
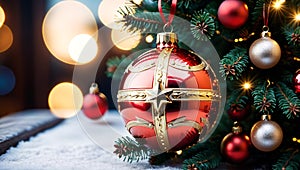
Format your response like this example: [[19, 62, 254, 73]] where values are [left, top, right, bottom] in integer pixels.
[[118, 48, 210, 151], [126, 49, 207, 73], [117, 88, 214, 102]]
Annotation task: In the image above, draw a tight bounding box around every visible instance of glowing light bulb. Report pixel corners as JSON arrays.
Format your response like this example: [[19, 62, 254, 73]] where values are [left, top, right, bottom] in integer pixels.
[[242, 82, 252, 90], [68, 34, 98, 64], [295, 13, 300, 22], [48, 82, 83, 118], [273, 0, 285, 9], [145, 35, 154, 43]]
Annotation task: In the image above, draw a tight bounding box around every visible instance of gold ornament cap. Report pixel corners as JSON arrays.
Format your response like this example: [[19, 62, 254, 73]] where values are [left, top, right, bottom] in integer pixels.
[[156, 32, 178, 49], [232, 121, 242, 134], [261, 114, 271, 121], [89, 83, 99, 94]]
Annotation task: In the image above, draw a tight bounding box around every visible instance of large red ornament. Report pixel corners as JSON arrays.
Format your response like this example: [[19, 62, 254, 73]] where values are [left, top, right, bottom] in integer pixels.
[[221, 124, 251, 163], [82, 83, 108, 119], [293, 69, 300, 94], [117, 32, 222, 152], [217, 0, 249, 29]]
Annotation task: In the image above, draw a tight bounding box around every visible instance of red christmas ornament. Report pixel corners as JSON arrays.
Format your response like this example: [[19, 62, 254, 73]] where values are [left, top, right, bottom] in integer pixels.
[[82, 83, 108, 119], [227, 103, 250, 121], [218, 0, 249, 29], [293, 69, 300, 94], [221, 123, 251, 163], [117, 32, 222, 152]]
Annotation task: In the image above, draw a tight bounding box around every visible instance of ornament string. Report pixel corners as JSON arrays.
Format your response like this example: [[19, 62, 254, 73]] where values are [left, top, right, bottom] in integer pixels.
[[158, 0, 177, 28], [262, 2, 272, 31]]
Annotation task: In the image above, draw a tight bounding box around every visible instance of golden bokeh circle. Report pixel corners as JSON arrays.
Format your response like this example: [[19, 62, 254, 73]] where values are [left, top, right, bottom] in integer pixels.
[[0, 6, 5, 28], [0, 25, 13, 53], [111, 29, 141, 51], [48, 82, 83, 118], [42, 1, 98, 65]]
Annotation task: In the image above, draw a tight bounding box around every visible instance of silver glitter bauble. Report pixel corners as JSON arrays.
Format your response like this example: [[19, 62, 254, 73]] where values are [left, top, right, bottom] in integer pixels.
[[250, 117, 283, 152], [249, 36, 281, 69]]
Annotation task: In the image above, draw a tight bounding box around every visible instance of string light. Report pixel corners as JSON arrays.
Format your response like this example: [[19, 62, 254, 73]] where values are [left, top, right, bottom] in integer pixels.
[[293, 137, 300, 144], [273, 0, 285, 10], [295, 13, 300, 22], [242, 82, 252, 90], [145, 34, 154, 43]]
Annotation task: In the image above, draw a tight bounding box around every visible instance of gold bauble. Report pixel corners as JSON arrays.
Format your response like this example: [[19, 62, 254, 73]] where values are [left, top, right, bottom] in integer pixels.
[[249, 37, 281, 69]]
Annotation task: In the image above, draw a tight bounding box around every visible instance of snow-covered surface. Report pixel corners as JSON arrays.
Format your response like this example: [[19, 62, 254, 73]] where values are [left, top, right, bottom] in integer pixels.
[[0, 110, 180, 170]]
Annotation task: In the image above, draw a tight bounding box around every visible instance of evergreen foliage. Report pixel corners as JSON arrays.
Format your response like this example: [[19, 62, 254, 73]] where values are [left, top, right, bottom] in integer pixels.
[[111, 0, 300, 168]]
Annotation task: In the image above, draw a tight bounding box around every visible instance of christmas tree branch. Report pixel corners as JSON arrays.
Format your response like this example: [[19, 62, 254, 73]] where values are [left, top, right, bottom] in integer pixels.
[[252, 80, 276, 114], [114, 136, 153, 163], [182, 146, 222, 170], [275, 82, 300, 119], [219, 47, 249, 80], [273, 149, 300, 170], [118, 8, 163, 33]]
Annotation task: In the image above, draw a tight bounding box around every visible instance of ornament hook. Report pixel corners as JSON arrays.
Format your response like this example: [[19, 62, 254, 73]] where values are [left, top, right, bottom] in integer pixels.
[[163, 23, 174, 33]]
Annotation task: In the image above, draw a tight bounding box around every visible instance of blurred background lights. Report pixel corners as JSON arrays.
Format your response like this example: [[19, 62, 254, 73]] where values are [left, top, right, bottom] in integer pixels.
[[295, 13, 300, 21], [0, 66, 16, 95], [98, 0, 127, 30], [273, 0, 285, 9], [48, 82, 83, 118], [111, 29, 141, 51], [42, 1, 98, 65], [68, 34, 98, 64], [145, 34, 154, 43], [0, 25, 13, 53], [132, 0, 143, 5], [0, 6, 5, 28]]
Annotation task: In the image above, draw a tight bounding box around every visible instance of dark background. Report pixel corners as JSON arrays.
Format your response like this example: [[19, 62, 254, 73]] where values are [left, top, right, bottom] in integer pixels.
[[0, 0, 132, 117]]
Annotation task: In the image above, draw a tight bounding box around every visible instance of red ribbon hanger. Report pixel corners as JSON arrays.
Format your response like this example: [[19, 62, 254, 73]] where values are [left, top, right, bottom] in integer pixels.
[[158, 0, 177, 27]]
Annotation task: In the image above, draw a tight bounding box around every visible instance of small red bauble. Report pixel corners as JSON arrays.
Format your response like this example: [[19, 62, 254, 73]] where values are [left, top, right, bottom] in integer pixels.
[[82, 83, 108, 119], [221, 125, 251, 163], [227, 103, 250, 121], [218, 0, 249, 29], [293, 69, 300, 94], [117, 32, 222, 152]]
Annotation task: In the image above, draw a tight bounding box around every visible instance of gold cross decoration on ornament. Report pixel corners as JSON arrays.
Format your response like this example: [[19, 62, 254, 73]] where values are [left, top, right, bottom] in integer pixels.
[[118, 48, 214, 151]]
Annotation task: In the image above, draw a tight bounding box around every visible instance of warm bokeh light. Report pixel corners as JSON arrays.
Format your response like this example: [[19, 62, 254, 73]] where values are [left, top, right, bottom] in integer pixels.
[[242, 82, 252, 90], [111, 29, 141, 50], [48, 82, 83, 118], [68, 34, 98, 64], [132, 0, 143, 5], [145, 34, 154, 43], [42, 1, 98, 65], [98, 0, 127, 30], [273, 0, 285, 9], [0, 25, 13, 53], [0, 66, 16, 95], [0, 6, 5, 28], [295, 13, 300, 22]]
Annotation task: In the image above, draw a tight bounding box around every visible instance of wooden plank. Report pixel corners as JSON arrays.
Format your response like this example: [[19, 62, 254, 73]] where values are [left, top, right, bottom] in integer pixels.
[[0, 109, 63, 155]]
